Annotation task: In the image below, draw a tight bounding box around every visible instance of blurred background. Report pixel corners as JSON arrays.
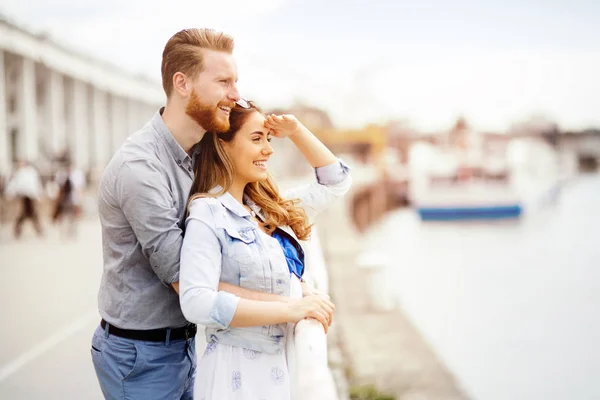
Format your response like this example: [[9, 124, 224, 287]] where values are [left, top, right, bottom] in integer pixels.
[[0, 1, 599, 399]]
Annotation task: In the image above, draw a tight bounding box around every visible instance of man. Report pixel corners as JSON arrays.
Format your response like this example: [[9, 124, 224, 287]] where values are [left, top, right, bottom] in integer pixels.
[[92, 28, 290, 399], [5, 160, 44, 238]]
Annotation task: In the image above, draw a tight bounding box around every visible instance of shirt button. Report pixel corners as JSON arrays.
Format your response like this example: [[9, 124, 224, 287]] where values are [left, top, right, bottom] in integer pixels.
[[177, 160, 182, 165], [188, 166, 192, 172]]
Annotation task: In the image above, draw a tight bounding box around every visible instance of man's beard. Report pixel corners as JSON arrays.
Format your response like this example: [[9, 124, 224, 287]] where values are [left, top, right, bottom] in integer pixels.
[[185, 90, 233, 133]]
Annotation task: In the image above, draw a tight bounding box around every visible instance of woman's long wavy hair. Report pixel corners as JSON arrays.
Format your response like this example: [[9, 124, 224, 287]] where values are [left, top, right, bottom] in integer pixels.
[[188, 102, 312, 240]]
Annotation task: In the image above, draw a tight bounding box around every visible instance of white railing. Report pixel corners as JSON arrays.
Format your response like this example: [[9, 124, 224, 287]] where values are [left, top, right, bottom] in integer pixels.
[[294, 229, 338, 400]]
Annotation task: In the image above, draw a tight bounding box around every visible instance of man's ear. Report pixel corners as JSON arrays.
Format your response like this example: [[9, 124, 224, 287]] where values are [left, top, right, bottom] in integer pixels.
[[172, 72, 189, 97]]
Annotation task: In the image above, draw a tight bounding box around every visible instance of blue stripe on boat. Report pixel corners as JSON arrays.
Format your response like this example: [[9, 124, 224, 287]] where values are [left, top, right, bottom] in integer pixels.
[[417, 205, 522, 221]]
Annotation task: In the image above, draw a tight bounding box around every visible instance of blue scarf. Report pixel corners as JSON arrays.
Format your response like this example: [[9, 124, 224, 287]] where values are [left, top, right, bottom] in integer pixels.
[[272, 230, 304, 279]]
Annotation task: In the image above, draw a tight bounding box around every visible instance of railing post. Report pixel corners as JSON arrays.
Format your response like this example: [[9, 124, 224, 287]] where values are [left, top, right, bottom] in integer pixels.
[[294, 230, 339, 400]]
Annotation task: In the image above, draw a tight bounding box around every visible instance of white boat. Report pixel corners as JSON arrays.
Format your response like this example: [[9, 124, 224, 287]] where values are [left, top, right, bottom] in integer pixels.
[[407, 138, 560, 221]]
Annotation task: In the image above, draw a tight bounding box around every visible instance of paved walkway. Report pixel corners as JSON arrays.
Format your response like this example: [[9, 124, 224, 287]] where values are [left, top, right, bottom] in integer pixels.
[[0, 215, 207, 400], [0, 216, 106, 399]]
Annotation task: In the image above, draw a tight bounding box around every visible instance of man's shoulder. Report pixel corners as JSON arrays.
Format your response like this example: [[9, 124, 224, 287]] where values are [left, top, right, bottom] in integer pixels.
[[100, 127, 167, 193], [106, 129, 164, 172], [122, 126, 163, 163]]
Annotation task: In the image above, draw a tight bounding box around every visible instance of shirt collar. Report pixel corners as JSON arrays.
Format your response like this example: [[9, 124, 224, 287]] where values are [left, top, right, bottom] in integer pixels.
[[211, 187, 268, 221], [243, 194, 266, 221], [213, 187, 251, 219], [152, 107, 191, 165]]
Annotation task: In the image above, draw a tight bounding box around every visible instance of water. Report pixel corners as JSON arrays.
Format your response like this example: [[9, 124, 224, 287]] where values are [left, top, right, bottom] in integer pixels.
[[363, 174, 600, 400]]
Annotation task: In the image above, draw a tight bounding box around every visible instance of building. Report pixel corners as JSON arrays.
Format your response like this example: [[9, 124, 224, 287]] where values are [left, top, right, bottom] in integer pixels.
[[0, 15, 164, 180]]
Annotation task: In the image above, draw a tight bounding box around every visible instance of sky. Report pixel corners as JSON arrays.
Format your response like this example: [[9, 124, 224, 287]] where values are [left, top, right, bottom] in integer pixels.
[[2, 0, 599, 132]]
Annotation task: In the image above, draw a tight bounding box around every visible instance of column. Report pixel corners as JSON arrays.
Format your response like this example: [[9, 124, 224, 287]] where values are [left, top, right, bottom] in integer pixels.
[[46, 69, 66, 158], [145, 104, 158, 122], [0, 50, 9, 174], [127, 99, 139, 135], [91, 87, 110, 169], [17, 56, 38, 162], [67, 79, 89, 169], [109, 95, 127, 154]]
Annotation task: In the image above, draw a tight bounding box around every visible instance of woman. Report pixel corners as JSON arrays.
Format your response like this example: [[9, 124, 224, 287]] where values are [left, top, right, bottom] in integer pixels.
[[179, 100, 351, 399], [52, 163, 85, 237]]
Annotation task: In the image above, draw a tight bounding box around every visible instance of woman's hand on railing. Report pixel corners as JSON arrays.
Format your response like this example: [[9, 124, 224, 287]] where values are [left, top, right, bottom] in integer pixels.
[[286, 294, 335, 333], [300, 281, 335, 329]]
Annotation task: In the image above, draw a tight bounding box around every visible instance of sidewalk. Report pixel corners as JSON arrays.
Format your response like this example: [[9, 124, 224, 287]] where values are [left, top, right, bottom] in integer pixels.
[[0, 217, 105, 399], [0, 217, 207, 400]]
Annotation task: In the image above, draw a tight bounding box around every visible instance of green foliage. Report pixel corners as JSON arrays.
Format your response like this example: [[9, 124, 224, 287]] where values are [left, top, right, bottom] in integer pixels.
[[349, 384, 396, 400]]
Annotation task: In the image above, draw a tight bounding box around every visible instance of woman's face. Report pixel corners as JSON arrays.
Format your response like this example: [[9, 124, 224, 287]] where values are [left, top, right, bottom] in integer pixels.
[[222, 111, 274, 184]]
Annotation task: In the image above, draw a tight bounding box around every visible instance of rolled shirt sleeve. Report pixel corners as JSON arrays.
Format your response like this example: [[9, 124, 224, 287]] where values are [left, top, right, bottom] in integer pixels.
[[116, 159, 184, 285], [179, 199, 240, 329], [314, 158, 351, 186], [284, 158, 353, 219]]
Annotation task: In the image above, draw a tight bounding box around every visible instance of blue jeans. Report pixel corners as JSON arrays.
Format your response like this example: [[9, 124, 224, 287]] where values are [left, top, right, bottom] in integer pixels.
[[91, 324, 196, 399]]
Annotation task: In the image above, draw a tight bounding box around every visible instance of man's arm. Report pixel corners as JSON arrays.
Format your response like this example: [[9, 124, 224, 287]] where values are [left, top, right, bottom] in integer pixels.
[[117, 159, 184, 286]]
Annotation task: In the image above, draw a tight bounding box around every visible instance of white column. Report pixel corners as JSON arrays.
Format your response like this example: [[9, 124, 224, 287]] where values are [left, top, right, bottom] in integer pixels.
[[67, 79, 89, 169], [17, 57, 38, 162], [119, 98, 130, 143], [145, 104, 158, 122], [109, 95, 127, 154], [127, 99, 139, 134], [0, 50, 9, 174], [46, 69, 66, 157], [92, 87, 110, 169]]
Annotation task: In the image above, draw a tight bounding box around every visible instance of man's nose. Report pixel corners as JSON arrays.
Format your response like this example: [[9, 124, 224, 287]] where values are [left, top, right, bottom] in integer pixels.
[[228, 83, 240, 102]]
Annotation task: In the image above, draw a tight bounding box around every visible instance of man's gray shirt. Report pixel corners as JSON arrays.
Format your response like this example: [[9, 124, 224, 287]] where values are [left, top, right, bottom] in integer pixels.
[[98, 109, 194, 329]]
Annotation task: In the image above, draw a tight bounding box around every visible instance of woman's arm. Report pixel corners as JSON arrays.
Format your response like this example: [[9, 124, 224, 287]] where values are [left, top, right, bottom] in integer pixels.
[[179, 202, 238, 328], [231, 295, 333, 331], [218, 282, 291, 303], [265, 114, 336, 168], [265, 115, 352, 219], [175, 280, 293, 303]]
